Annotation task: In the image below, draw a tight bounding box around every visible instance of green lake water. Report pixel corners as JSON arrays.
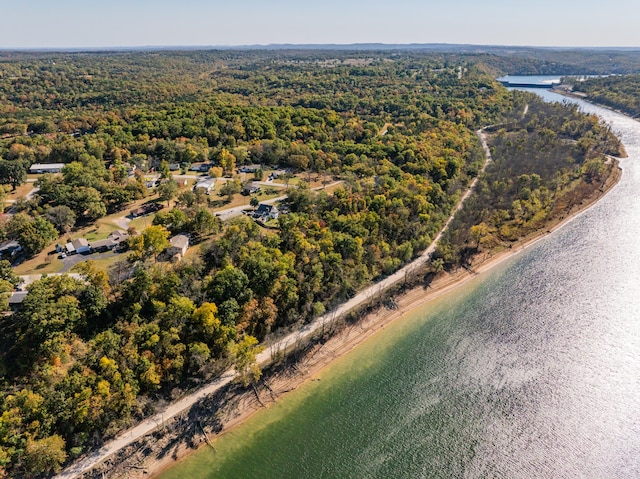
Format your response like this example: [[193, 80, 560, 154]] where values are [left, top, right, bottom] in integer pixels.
[[160, 93, 640, 478]]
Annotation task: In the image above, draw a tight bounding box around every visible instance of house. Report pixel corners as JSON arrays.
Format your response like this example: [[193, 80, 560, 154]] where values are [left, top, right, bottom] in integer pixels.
[[167, 234, 189, 259], [254, 204, 279, 221], [90, 238, 118, 252], [29, 163, 65, 174], [90, 230, 129, 252], [131, 203, 164, 217], [8, 291, 28, 311], [239, 164, 261, 174], [190, 163, 214, 172], [242, 182, 261, 195], [168, 163, 180, 171], [66, 238, 91, 255], [194, 178, 215, 195], [110, 229, 129, 241]]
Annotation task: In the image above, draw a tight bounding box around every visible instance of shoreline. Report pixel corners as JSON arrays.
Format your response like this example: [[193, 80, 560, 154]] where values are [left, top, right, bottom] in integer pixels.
[[137, 159, 623, 478]]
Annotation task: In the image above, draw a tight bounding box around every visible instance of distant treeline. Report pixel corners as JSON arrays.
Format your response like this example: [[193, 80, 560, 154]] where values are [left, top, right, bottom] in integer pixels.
[[0, 50, 623, 477], [572, 74, 640, 117]]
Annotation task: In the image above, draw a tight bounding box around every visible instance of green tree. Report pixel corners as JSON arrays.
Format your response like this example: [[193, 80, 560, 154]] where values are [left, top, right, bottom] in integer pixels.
[[6, 214, 58, 257], [153, 208, 188, 232], [0, 160, 28, 191], [0, 260, 21, 289], [207, 265, 252, 306], [190, 302, 235, 351], [159, 159, 171, 179], [158, 179, 179, 205], [46, 205, 76, 233], [177, 190, 196, 208], [18, 275, 87, 347], [72, 186, 107, 221], [188, 208, 219, 241], [219, 180, 242, 202]]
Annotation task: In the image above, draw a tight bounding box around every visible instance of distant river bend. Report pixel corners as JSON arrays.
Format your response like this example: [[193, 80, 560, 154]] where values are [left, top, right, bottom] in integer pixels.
[[160, 90, 640, 479]]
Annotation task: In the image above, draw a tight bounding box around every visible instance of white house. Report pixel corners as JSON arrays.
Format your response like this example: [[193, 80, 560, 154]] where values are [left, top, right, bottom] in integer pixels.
[[66, 238, 91, 255], [167, 234, 189, 259], [194, 178, 216, 195], [29, 163, 65, 174]]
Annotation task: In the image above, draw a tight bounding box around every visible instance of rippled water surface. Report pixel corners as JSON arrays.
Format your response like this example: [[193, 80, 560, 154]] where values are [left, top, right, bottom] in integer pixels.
[[160, 92, 640, 478]]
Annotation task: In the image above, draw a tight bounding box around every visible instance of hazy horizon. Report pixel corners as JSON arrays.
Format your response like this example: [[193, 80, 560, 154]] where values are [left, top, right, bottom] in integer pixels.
[[2, 0, 639, 50]]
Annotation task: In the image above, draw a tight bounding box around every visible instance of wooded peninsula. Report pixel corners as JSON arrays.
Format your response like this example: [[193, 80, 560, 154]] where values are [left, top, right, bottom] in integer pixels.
[[0, 49, 631, 477]]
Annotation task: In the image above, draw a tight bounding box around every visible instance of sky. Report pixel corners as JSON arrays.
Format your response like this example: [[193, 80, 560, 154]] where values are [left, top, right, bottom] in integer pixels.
[[1, 0, 639, 49]]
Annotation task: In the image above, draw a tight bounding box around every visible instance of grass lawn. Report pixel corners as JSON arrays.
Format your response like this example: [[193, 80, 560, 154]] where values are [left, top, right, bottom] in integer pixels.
[[4, 183, 35, 205], [14, 254, 63, 275], [78, 253, 126, 273], [129, 215, 156, 231]]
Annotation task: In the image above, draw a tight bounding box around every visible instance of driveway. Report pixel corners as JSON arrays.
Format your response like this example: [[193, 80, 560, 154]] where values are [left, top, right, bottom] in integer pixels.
[[59, 250, 121, 273]]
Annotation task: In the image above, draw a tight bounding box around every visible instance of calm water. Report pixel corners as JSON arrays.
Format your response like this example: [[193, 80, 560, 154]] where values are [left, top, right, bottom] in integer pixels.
[[160, 92, 640, 479]]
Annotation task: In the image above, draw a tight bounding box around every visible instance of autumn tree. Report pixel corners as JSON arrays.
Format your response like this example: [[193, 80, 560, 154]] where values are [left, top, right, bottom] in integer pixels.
[[128, 225, 170, 261], [219, 148, 236, 176], [23, 435, 67, 475], [230, 335, 264, 387]]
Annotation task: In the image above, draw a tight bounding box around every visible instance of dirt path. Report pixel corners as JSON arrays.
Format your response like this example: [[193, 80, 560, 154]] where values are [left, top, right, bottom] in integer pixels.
[[54, 142, 491, 479]]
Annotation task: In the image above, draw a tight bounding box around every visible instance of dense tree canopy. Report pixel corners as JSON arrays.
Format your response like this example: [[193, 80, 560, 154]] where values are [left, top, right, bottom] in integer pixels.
[[0, 50, 624, 477]]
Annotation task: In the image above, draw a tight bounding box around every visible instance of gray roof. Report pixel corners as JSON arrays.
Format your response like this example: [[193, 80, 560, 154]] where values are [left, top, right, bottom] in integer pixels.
[[244, 182, 260, 191], [195, 178, 216, 189], [8, 291, 28, 304], [71, 238, 89, 249], [170, 234, 189, 250], [256, 204, 278, 214], [90, 238, 118, 249], [29, 163, 65, 172]]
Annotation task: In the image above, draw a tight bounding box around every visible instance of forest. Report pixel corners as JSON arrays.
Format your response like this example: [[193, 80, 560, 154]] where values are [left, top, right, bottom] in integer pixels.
[[437, 93, 621, 265], [0, 50, 623, 476], [571, 74, 640, 117]]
